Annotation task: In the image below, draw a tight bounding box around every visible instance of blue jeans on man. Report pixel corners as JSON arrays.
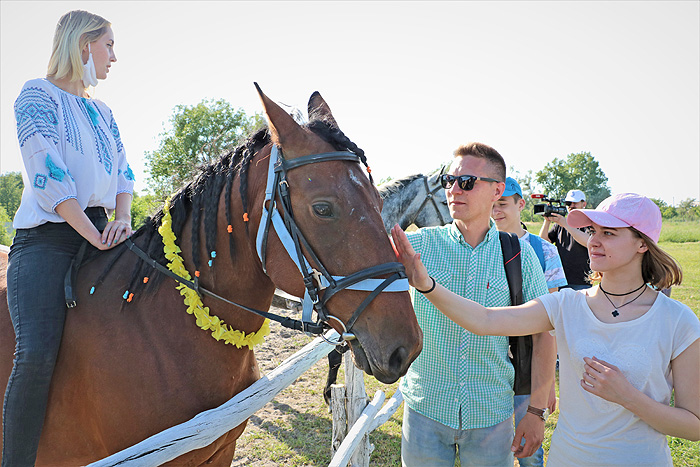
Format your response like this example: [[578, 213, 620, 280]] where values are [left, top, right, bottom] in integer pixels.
[[401, 405, 514, 466]]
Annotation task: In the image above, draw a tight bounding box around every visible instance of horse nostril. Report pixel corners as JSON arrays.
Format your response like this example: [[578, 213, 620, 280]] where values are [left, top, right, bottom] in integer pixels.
[[389, 346, 409, 373]]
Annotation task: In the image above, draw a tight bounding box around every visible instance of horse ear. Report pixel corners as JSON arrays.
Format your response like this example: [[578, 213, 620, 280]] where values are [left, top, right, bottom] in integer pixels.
[[254, 82, 308, 148], [308, 91, 338, 127]]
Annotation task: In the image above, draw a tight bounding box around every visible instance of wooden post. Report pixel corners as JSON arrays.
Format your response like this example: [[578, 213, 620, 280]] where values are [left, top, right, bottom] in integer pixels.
[[330, 384, 347, 457], [344, 352, 370, 467]]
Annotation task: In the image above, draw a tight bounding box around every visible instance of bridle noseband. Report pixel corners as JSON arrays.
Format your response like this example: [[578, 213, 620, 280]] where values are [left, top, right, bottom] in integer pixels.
[[126, 144, 409, 345], [256, 145, 409, 344]]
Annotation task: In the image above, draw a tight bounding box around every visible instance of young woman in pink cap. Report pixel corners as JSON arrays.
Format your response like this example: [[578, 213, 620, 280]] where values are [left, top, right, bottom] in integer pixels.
[[391, 193, 700, 466]]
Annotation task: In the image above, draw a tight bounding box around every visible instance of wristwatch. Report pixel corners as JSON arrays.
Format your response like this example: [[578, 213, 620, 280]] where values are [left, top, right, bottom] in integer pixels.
[[526, 405, 549, 422]]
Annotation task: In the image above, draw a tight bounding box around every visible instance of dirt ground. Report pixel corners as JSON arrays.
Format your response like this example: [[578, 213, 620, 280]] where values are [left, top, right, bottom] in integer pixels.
[[229, 301, 330, 467]]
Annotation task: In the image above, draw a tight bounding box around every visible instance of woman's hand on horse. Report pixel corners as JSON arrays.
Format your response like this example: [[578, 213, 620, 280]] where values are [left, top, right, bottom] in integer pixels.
[[390, 224, 432, 291], [101, 218, 132, 248]]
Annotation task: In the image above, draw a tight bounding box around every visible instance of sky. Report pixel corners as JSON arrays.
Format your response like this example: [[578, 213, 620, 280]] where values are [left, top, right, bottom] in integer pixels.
[[1, 1, 699, 206]]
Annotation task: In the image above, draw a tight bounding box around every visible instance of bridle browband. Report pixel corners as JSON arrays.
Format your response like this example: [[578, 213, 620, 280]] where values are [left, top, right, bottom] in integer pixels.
[[126, 144, 409, 344], [256, 145, 409, 343]]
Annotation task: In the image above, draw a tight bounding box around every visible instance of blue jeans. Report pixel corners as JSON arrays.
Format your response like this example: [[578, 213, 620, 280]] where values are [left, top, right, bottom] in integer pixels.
[[2, 211, 105, 467], [401, 405, 514, 467], [513, 394, 544, 467]]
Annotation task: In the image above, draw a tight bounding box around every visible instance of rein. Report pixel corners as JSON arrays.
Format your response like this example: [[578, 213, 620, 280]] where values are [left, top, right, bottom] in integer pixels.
[[256, 145, 409, 344], [406, 175, 449, 227], [125, 239, 325, 334], [125, 144, 409, 344]]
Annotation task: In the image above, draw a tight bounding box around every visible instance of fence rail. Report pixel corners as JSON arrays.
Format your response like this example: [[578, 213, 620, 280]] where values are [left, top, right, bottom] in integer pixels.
[[86, 331, 336, 466]]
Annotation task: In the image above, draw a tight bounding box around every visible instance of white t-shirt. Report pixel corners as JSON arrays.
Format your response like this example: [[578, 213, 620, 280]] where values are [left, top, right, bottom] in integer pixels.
[[13, 78, 134, 228], [539, 288, 700, 466]]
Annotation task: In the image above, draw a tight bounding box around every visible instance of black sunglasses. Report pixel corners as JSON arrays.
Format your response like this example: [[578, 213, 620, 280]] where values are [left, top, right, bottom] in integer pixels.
[[564, 201, 573, 206], [440, 174, 501, 191]]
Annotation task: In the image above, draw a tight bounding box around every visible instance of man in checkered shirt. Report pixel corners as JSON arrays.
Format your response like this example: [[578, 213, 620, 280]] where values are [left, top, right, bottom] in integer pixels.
[[399, 143, 555, 466]]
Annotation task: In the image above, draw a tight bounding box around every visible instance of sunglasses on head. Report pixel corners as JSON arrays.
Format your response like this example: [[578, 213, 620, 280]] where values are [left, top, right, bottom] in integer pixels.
[[439, 174, 501, 191]]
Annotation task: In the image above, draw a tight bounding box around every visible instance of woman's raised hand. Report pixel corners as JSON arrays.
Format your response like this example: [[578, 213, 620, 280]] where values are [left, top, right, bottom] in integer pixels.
[[390, 224, 432, 291]]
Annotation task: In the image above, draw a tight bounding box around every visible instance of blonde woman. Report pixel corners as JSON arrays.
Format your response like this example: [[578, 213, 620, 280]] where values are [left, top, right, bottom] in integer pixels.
[[3, 10, 133, 465], [392, 193, 700, 466]]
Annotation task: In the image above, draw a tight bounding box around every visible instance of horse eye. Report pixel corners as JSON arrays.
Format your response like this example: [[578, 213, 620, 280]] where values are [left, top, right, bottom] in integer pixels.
[[313, 203, 333, 218]]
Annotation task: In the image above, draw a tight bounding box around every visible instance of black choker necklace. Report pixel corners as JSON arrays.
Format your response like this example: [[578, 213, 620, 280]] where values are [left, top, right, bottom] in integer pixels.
[[599, 283, 648, 317]]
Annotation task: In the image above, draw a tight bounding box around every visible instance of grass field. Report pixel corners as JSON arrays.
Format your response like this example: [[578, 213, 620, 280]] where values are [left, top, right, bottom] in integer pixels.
[[237, 221, 700, 466]]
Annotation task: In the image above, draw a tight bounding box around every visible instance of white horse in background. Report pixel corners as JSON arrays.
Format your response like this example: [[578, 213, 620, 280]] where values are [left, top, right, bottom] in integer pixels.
[[377, 171, 452, 233]]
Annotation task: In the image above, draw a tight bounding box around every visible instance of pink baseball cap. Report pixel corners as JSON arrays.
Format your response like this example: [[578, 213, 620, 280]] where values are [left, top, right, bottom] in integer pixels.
[[568, 193, 662, 243]]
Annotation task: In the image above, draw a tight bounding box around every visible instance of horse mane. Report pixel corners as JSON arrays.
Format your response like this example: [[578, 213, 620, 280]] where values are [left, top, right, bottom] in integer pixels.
[[92, 117, 369, 306], [378, 174, 424, 200]]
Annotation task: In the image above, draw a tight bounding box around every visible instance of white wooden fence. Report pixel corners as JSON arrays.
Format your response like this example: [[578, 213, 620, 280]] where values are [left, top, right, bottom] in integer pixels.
[[0, 247, 403, 466], [83, 328, 403, 467]]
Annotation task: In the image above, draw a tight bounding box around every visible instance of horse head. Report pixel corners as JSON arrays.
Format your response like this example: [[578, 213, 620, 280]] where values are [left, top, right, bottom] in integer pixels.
[[249, 85, 422, 383]]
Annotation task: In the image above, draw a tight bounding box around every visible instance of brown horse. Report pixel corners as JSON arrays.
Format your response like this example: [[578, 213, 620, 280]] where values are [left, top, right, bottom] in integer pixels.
[[0, 86, 422, 466]]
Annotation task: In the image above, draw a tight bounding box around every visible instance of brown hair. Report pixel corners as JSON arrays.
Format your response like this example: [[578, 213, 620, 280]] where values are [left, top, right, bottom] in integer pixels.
[[588, 228, 682, 290], [453, 142, 506, 182]]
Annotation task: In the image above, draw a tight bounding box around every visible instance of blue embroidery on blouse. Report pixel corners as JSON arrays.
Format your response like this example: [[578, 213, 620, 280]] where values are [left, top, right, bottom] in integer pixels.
[[45, 154, 65, 182], [76, 98, 113, 175], [93, 125, 113, 174], [15, 87, 59, 147], [81, 98, 100, 128], [125, 164, 135, 181], [61, 93, 83, 154], [34, 173, 47, 190], [110, 111, 124, 153]]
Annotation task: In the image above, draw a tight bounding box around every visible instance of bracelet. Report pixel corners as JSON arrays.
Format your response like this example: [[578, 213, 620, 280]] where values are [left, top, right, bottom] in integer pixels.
[[415, 277, 436, 294]]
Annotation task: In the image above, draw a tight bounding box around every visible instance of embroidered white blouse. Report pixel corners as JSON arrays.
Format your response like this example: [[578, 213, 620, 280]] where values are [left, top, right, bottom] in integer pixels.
[[12, 78, 134, 229]]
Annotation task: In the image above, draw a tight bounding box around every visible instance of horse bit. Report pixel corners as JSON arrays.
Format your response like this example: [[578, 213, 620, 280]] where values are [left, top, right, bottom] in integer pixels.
[[127, 145, 409, 345]]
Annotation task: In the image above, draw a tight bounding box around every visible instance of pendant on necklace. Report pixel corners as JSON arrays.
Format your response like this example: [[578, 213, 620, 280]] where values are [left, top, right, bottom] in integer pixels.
[[612, 310, 620, 318]]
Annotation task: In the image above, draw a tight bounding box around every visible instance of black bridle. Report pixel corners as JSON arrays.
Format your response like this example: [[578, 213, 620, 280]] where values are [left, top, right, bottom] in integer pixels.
[[256, 145, 409, 343], [126, 144, 409, 344], [405, 174, 449, 228]]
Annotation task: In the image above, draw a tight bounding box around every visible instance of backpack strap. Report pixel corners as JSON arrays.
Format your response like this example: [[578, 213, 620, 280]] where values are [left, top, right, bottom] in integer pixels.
[[499, 231, 532, 396], [499, 231, 523, 306], [528, 233, 546, 272]]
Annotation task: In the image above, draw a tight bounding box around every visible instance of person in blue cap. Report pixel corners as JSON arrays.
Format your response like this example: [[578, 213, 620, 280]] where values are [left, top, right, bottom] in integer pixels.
[[492, 177, 566, 467]]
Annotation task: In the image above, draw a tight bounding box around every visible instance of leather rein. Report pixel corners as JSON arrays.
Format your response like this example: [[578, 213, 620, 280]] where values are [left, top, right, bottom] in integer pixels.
[[126, 145, 409, 344]]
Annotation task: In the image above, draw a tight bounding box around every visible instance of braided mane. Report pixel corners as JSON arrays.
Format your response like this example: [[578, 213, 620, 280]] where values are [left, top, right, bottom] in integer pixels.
[[93, 118, 368, 302]]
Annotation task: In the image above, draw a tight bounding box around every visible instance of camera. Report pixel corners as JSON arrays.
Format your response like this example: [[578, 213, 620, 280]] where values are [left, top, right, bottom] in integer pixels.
[[531, 194, 568, 217]]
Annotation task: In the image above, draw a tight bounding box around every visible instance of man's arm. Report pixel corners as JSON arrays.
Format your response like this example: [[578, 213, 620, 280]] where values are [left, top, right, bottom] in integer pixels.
[[548, 214, 589, 248], [538, 217, 552, 242]]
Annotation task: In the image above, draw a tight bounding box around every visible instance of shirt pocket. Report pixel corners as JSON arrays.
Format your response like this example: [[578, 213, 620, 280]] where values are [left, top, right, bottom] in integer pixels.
[[485, 274, 510, 307], [432, 269, 452, 290]]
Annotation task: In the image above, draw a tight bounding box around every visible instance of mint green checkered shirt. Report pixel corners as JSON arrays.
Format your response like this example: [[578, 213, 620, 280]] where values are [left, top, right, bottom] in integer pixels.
[[400, 221, 548, 430]]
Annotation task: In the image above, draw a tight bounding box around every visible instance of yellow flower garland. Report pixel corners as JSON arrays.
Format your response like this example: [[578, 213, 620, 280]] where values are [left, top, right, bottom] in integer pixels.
[[158, 199, 270, 348]]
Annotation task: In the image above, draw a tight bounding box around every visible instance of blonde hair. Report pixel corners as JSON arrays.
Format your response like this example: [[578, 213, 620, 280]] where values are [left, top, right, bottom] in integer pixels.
[[46, 10, 110, 83], [588, 228, 682, 290]]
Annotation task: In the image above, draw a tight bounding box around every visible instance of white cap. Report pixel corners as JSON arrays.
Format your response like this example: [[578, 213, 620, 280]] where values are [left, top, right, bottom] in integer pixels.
[[564, 189, 586, 202]]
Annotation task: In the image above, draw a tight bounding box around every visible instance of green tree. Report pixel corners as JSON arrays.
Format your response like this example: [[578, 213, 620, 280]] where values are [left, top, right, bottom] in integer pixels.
[[0, 172, 24, 220], [509, 168, 539, 223], [145, 99, 264, 198], [534, 152, 611, 207], [130, 191, 160, 229], [676, 198, 699, 220], [0, 205, 12, 246]]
